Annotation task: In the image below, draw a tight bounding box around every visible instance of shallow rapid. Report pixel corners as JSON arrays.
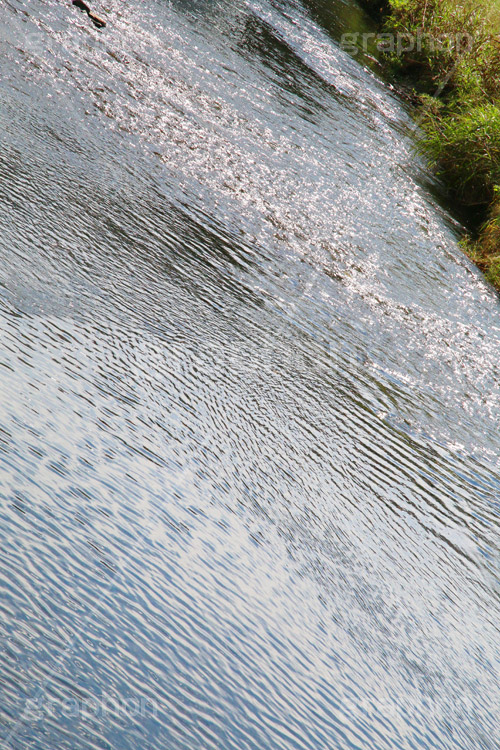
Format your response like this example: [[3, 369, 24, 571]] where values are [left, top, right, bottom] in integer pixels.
[[0, 1, 499, 748]]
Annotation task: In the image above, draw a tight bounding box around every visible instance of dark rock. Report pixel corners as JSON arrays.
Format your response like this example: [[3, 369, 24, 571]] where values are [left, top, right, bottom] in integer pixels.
[[72, 0, 91, 12], [72, 0, 106, 29], [89, 12, 106, 28]]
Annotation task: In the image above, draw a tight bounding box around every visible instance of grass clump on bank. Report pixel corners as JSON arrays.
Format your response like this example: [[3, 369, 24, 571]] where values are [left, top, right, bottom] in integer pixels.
[[363, 0, 500, 290]]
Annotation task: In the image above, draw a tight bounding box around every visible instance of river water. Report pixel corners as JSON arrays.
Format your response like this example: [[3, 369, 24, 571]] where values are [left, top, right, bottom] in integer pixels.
[[0, 0, 499, 748]]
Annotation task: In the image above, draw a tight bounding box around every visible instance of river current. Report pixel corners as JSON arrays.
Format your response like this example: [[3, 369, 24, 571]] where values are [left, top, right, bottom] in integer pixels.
[[0, 1, 499, 748]]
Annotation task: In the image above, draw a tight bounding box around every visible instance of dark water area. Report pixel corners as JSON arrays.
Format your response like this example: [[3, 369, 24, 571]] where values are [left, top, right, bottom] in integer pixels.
[[0, 1, 499, 748]]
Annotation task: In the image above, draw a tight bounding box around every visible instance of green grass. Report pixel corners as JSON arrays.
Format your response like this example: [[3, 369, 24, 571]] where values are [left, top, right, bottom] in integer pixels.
[[419, 103, 500, 204], [361, 0, 500, 290]]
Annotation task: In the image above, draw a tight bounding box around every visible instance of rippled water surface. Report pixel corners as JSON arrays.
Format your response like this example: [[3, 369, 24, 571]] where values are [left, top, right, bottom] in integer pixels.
[[0, 0, 499, 748]]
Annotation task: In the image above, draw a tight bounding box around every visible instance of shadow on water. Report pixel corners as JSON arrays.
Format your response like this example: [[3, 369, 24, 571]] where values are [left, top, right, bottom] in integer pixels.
[[0, 137, 267, 323], [302, 0, 377, 39], [238, 13, 338, 117], [301, 0, 385, 70]]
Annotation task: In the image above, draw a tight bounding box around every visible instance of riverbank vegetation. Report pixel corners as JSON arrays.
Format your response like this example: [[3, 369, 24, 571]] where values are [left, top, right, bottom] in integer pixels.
[[361, 0, 500, 290]]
